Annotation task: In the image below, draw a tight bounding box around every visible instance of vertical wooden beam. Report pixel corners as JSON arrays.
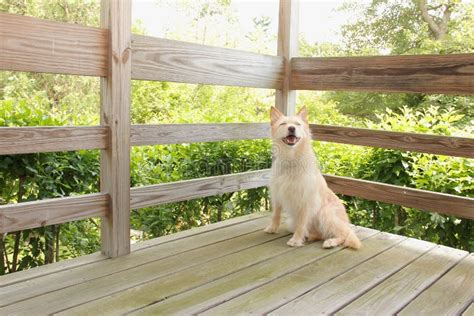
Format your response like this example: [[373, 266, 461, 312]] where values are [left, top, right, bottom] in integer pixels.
[[276, 0, 299, 115], [100, 0, 132, 257]]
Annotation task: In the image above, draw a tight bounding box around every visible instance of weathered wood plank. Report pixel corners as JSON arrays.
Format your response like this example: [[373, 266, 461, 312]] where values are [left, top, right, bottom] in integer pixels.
[[200, 232, 404, 315], [131, 35, 284, 89], [0, 217, 271, 310], [336, 245, 468, 315], [99, 0, 132, 258], [275, 0, 299, 115], [56, 233, 293, 315], [399, 254, 474, 315], [0, 253, 107, 288], [0, 212, 266, 288], [463, 303, 474, 316], [0, 193, 108, 234], [131, 212, 268, 252], [125, 227, 378, 315], [132, 123, 474, 159], [325, 174, 474, 219], [270, 238, 436, 315], [311, 124, 474, 159], [0, 126, 108, 155], [132, 168, 473, 219], [131, 123, 270, 146], [291, 54, 474, 94], [130, 170, 271, 209], [0, 13, 108, 76]]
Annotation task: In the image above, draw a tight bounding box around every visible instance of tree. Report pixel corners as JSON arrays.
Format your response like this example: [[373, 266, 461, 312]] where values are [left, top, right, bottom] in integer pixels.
[[324, 0, 474, 119]]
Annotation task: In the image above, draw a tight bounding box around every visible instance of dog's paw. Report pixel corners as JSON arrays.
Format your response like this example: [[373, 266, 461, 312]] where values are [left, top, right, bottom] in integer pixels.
[[322, 238, 340, 249], [287, 238, 304, 247], [264, 225, 278, 234]]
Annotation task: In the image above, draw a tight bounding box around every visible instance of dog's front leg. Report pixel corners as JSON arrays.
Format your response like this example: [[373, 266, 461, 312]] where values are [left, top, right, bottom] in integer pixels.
[[264, 201, 282, 234], [287, 207, 308, 247]]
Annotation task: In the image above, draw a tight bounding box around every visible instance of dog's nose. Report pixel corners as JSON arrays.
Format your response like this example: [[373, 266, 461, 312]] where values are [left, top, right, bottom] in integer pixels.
[[288, 126, 295, 133]]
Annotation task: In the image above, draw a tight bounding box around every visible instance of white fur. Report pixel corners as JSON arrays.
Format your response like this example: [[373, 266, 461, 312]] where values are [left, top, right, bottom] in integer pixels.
[[264, 106, 361, 250]]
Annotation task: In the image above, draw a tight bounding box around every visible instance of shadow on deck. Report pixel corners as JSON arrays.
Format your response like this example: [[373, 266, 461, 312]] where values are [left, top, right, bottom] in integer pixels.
[[0, 213, 472, 315]]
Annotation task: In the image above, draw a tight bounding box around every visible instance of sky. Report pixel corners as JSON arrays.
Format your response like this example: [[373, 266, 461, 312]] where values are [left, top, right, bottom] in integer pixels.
[[132, 0, 369, 46]]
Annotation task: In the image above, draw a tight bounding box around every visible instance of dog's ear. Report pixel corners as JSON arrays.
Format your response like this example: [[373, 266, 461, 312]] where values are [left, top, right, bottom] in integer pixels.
[[297, 106, 308, 123], [270, 106, 284, 124]]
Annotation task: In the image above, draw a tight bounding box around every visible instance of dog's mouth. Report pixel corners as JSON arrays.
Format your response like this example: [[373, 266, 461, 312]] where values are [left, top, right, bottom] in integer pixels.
[[282, 135, 300, 146]]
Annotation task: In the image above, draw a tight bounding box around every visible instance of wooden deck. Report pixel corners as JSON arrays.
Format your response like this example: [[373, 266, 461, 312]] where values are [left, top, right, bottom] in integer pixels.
[[0, 213, 472, 316]]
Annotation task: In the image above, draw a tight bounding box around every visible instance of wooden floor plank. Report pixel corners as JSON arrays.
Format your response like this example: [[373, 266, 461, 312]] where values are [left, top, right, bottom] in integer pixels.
[[463, 302, 474, 316], [125, 227, 378, 315], [336, 245, 468, 315], [199, 232, 404, 315], [56, 234, 295, 315], [132, 211, 268, 251], [399, 254, 474, 316], [0, 216, 269, 309], [269, 237, 436, 315], [0, 212, 267, 288]]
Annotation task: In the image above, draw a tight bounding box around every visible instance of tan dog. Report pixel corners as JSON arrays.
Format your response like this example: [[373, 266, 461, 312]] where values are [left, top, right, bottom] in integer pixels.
[[264, 106, 361, 249]]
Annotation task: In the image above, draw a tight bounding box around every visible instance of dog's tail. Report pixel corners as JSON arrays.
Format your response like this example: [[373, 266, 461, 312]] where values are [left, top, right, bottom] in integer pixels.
[[344, 229, 362, 250]]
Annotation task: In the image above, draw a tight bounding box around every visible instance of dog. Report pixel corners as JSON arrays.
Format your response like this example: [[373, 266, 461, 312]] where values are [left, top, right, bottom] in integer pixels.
[[264, 106, 361, 249]]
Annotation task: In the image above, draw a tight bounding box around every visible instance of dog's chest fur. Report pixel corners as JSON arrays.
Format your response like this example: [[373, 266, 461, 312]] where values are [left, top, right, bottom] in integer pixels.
[[270, 157, 323, 215]]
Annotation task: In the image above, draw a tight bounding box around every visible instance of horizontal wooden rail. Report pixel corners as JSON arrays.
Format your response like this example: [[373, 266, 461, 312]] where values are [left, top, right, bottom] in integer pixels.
[[325, 175, 474, 219], [132, 169, 473, 219], [131, 123, 270, 146], [291, 54, 474, 94], [1, 124, 471, 159], [0, 126, 109, 155], [131, 35, 284, 89], [0, 13, 108, 77], [0, 193, 109, 234], [130, 123, 474, 159], [310, 125, 474, 159], [130, 170, 270, 209]]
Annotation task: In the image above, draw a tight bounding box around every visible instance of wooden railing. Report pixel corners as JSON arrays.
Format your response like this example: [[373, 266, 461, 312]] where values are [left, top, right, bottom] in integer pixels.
[[0, 0, 473, 258]]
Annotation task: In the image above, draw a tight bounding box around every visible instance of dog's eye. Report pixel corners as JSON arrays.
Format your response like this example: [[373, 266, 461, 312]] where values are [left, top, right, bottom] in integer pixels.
[[295, 122, 301, 126], [279, 122, 287, 126]]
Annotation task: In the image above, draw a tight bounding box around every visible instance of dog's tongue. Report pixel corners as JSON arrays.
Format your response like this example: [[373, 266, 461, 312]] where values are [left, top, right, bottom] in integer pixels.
[[286, 135, 297, 144]]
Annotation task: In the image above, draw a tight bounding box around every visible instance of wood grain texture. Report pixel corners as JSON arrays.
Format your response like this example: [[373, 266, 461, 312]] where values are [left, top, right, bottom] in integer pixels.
[[130, 170, 271, 209], [132, 123, 474, 159], [19, 233, 289, 315], [291, 54, 474, 94], [0, 213, 266, 288], [0, 193, 108, 234], [463, 303, 474, 316], [126, 228, 378, 315], [131, 169, 473, 219], [131, 123, 270, 146], [0, 217, 271, 310], [270, 238, 435, 315], [399, 254, 474, 315], [0, 126, 108, 155], [200, 232, 402, 316], [336, 246, 468, 315], [99, 0, 132, 258], [275, 0, 299, 115], [325, 175, 474, 219], [0, 13, 107, 76], [131, 34, 284, 89], [311, 124, 474, 158]]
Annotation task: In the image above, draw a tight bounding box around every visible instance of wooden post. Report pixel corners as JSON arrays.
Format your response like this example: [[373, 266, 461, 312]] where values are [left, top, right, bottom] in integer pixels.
[[100, 0, 132, 257], [276, 0, 299, 116]]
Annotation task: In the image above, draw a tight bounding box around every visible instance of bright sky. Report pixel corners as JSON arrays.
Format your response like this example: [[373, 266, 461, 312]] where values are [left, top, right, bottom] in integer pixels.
[[132, 0, 369, 46]]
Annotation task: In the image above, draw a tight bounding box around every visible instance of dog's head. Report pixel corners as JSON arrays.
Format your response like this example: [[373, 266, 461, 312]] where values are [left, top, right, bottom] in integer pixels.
[[270, 106, 310, 148]]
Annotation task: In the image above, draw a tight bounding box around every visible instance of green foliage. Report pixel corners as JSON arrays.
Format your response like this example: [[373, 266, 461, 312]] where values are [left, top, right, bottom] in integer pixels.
[[0, 0, 100, 27], [1, 0, 472, 276], [343, 107, 473, 251], [130, 140, 271, 238]]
